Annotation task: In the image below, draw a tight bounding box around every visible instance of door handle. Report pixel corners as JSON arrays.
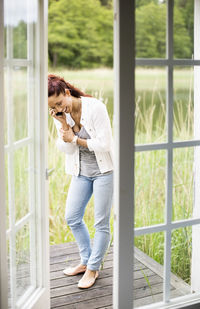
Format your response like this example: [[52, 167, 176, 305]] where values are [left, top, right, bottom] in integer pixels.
[[46, 168, 55, 180]]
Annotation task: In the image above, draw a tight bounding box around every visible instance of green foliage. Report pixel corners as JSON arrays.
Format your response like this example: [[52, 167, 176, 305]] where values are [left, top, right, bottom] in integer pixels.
[[13, 21, 27, 59], [173, 5, 193, 58], [7, 0, 194, 67], [48, 0, 194, 68], [48, 0, 113, 68], [135, 0, 158, 8], [175, 0, 194, 56], [99, 0, 112, 8], [136, 2, 192, 58]]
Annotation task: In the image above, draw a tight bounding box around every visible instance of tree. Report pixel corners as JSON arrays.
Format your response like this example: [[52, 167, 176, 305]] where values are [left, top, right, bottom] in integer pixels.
[[135, 0, 158, 8], [135, 2, 192, 58], [99, 0, 112, 8], [48, 0, 113, 68], [48, 0, 193, 68], [175, 0, 194, 58]]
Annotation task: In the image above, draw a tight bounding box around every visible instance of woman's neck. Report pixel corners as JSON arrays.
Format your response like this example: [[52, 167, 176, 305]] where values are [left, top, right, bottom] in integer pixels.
[[72, 97, 82, 113]]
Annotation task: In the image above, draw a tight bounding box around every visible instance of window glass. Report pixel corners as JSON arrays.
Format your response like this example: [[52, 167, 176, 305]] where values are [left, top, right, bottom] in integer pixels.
[[5, 153, 9, 230], [136, 1, 166, 59], [173, 0, 194, 59], [134, 232, 164, 307], [16, 223, 31, 301], [135, 66, 167, 144], [173, 66, 194, 142], [13, 66, 28, 141], [172, 146, 200, 222], [170, 225, 200, 300], [135, 150, 166, 228], [14, 146, 29, 222]]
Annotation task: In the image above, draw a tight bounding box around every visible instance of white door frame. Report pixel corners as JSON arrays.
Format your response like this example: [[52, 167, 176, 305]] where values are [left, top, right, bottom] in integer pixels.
[[0, 0, 8, 308], [113, 0, 135, 308], [0, 0, 50, 308], [24, 0, 50, 307], [192, 0, 200, 293]]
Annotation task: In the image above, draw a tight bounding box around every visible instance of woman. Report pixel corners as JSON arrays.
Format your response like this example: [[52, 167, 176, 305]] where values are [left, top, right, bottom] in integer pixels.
[[48, 74, 114, 289]]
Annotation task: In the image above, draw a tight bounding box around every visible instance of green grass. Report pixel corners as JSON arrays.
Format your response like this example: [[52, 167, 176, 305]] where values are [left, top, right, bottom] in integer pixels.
[[48, 67, 194, 284], [5, 67, 195, 284]]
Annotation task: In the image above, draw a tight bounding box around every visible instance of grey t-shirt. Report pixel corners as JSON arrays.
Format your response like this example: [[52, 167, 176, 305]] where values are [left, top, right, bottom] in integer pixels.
[[75, 126, 110, 177]]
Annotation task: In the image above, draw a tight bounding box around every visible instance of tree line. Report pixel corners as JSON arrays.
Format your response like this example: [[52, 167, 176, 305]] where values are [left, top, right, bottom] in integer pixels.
[[49, 0, 193, 68]]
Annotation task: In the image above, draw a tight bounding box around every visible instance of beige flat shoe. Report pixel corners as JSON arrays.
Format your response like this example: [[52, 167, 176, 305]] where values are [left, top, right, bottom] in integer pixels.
[[78, 271, 99, 289], [63, 264, 87, 276]]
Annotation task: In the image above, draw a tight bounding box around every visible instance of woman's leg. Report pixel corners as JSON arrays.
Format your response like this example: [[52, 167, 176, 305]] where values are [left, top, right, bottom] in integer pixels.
[[65, 175, 93, 265], [87, 172, 113, 271]]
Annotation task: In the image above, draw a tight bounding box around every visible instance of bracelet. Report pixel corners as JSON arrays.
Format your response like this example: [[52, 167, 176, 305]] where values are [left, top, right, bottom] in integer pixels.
[[71, 135, 78, 145]]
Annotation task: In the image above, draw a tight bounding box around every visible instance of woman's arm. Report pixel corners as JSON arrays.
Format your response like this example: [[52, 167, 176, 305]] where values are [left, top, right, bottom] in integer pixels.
[[59, 100, 113, 152], [59, 127, 88, 148], [53, 117, 77, 154]]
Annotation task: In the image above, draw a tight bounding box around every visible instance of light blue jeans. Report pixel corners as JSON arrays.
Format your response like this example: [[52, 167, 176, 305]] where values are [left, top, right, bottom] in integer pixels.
[[65, 171, 113, 271]]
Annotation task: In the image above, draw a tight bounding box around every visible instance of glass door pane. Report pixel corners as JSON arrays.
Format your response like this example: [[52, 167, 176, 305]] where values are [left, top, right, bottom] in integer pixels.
[[133, 0, 200, 307], [3, 0, 49, 307]]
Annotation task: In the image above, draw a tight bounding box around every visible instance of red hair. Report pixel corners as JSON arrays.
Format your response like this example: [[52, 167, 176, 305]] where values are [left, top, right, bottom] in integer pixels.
[[48, 74, 92, 98]]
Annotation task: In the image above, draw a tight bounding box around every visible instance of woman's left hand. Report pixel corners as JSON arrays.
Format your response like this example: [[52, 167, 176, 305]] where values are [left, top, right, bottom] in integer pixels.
[[60, 127, 75, 143]]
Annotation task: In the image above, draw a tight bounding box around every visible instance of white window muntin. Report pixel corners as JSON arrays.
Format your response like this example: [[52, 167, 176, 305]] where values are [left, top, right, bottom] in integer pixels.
[[135, 0, 200, 305], [114, 0, 200, 308], [1, 0, 49, 308], [138, 1, 200, 308], [4, 18, 37, 309], [0, 0, 8, 307]]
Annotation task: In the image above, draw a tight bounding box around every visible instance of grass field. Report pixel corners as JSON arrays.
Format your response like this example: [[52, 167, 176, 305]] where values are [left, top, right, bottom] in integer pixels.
[[47, 67, 194, 284], [5, 67, 194, 284]]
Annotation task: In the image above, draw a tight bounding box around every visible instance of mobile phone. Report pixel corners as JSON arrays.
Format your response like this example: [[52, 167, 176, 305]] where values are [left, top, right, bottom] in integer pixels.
[[56, 112, 63, 116]]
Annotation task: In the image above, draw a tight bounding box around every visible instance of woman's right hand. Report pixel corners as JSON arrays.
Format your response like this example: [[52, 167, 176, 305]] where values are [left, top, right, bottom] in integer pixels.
[[49, 108, 67, 124]]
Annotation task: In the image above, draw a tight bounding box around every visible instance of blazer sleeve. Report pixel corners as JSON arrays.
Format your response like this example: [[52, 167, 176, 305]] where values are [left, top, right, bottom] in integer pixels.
[[87, 101, 113, 152], [53, 118, 77, 154]]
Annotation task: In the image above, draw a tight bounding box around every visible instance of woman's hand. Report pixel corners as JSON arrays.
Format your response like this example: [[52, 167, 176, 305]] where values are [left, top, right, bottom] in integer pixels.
[[49, 108, 67, 125], [60, 127, 75, 143]]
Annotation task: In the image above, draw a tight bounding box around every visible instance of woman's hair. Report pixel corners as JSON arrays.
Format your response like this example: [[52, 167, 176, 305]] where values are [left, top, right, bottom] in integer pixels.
[[48, 74, 92, 98]]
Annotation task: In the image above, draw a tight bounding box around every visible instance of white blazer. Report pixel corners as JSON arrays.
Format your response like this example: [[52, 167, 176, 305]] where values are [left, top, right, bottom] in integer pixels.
[[53, 96, 114, 176]]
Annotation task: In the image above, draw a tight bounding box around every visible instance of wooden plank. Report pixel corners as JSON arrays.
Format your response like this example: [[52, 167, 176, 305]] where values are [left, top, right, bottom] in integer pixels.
[[50, 243, 191, 309], [50, 282, 173, 308], [50, 241, 112, 257], [134, 246, 190, 294], [50, 263, 70, 273], [50, 242, 78, 254], [51, 285, 113, 308], [50, 250, 113, 266], [95, 306, 113, 309], [50, 265, 153, 288], [134, 289, 183, 308], [51, 294, 113, 309], [50, 243, 113, 258], [51, 274, 162, 299], [51, 276, 113, 298], [51, 268, 113, 289], [50, 259, 144, 280], [51, 289, 183, 309]]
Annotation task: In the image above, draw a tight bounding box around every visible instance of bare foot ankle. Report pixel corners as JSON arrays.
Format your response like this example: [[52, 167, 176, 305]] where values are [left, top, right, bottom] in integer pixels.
[[63, 263, 87, 276], [78, 264, 87, 270], [81, 269, 98, 279]]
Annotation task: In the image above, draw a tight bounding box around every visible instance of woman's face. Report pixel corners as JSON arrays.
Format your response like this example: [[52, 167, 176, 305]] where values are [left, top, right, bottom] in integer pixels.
[[48, 89, 72, 114]]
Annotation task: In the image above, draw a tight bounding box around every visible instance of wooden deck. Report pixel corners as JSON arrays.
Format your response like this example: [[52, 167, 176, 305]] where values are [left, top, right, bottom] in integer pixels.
[[50, 241, 190, 308]]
